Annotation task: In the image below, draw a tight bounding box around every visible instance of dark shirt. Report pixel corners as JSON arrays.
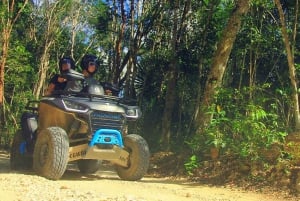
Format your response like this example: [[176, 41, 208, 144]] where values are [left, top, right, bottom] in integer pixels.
[[49, 74, 67, 91]]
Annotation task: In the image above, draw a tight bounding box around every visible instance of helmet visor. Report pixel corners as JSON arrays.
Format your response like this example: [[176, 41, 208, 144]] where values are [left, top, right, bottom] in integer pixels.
[[88, 61, 96, 66], [61, 59, 72, 72], [87, 61, 96, 74], [61, 63, 71, 70]]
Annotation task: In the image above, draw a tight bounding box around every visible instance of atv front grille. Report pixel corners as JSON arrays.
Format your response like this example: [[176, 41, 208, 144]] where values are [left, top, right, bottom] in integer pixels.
[[90, 111, 125, 134]]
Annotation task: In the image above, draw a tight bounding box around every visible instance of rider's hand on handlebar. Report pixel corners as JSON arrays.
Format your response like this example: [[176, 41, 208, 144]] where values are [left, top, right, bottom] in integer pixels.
[[57, 76, 67, 83], [105, 89, 112, 96]]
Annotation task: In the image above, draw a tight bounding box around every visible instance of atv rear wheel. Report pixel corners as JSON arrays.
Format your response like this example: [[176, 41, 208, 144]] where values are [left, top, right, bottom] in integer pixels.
[[116, 134, 150, 181], [33, 127, 69, 180], [77, 159, 101, 174], [10, 130, 33, 170]]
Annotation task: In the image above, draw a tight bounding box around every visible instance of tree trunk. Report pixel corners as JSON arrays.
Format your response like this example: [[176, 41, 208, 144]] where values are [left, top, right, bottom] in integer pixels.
[[0, 29, 10, 106], [0, 0, 29, 131], [195, 0, 250, 136], [274, 0, 300, 130], [70, 3, 82, 59], [161, 0, 191, 150], [161, 60, 178, 150], [33, 43, 52, 98], [112, 0, 126, 84], [32, 0, 68, 98], [190, 2, 217, 133], [0, 0, 29, 105], [160, 0, 179, 150], [124, 0, 136, 99]]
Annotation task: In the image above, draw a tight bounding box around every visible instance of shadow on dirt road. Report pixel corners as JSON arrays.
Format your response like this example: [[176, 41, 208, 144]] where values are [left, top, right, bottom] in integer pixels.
[[0, 150, 299, 201], [0, 150, 119, 180], [0, 151, 9, 172], [0, 150, 222, 187]]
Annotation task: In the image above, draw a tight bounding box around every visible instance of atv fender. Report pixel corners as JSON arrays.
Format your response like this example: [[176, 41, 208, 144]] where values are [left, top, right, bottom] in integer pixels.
[[21, 112, 37, 140]]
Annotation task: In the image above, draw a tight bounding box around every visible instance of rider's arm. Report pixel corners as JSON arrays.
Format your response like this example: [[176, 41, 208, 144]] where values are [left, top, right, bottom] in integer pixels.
[[45, 83, 56, 96], [45, 74, 65, 96]]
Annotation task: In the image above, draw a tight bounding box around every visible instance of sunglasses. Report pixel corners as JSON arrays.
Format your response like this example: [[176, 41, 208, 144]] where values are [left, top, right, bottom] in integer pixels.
[[61, 63, 71, 69], [88, 61, 96, 66], [62, 59, 71, 64]]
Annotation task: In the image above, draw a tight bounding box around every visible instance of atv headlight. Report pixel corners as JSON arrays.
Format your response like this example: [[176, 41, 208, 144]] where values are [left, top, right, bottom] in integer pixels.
[[125, 107, 141, 118], [62, 99, 88, 113]]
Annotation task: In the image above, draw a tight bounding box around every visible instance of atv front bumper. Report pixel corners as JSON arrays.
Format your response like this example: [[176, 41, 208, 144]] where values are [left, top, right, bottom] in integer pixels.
[[68, 129, 129, 167]]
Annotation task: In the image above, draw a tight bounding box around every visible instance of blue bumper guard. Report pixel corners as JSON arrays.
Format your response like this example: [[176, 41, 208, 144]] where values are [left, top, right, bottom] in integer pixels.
[[89, 129, 124, 148]]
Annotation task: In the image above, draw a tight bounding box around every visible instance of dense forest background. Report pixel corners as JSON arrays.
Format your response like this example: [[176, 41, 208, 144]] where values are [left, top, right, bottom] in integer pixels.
[[0, 0, 300, 175]]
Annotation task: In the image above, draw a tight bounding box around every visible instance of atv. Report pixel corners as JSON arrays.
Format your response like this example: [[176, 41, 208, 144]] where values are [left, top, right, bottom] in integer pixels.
[[10, 69, 150, 181]]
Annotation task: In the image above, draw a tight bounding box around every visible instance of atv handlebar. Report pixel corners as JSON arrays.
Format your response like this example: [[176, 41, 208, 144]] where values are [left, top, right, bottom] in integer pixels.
[[49, 90, 137, 106]]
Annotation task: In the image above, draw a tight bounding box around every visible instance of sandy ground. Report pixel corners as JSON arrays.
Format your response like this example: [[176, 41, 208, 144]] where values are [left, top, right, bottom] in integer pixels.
[[0, 151, 298, 201]]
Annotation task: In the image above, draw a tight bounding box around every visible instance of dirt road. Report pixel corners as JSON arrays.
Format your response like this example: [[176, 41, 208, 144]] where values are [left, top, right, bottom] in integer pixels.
[[0, 151, 297, 201]]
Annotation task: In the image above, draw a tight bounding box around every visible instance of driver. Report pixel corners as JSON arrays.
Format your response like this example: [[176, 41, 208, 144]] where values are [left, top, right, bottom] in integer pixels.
[[45, 56, 75, 96]]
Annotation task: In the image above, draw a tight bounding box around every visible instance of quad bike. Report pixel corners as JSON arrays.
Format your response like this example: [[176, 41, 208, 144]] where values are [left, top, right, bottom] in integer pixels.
[[10, 70, 150, 181]]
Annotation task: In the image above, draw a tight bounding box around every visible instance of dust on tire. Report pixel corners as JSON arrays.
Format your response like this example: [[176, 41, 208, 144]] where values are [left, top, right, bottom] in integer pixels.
[[33, 127, 69, 180], [116, 134, 150, 181]]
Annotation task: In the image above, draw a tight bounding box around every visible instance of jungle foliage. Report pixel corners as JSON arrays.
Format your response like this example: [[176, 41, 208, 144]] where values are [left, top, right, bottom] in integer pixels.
[[0, 0, 299, 171]]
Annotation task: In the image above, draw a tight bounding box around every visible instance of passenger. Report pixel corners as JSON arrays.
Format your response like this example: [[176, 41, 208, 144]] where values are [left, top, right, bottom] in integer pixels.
[[80, 54, 120, 96], [80, 54, 100, 85], [45, 56, 75, 96]]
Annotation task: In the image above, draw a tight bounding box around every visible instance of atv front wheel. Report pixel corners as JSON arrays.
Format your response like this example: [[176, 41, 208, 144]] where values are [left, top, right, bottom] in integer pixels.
[[116, 134, 150, 181], [33, 127, 69, 180], [77, 159, 101, 174], [10, 130, 33, 170]]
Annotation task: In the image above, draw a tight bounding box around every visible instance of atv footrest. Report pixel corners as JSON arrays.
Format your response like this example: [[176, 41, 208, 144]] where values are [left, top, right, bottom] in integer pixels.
[[89, 129, 123, 147]]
